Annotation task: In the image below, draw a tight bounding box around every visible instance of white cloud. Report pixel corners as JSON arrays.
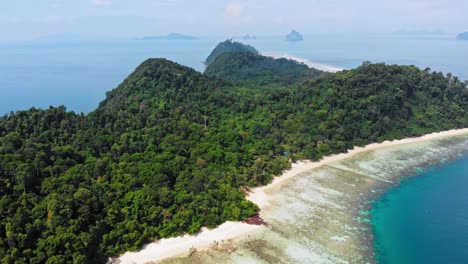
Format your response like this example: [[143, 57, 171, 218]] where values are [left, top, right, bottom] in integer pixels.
[[91, 0, 112, 7], [224, 3, 246, 19]]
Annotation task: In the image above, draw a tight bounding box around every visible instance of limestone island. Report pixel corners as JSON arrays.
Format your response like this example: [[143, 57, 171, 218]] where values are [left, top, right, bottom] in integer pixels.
[[140, 33, 196, 40], [285, 30, 303, 42], [243, 34, 257, 40], [457, 32, 468, 40]]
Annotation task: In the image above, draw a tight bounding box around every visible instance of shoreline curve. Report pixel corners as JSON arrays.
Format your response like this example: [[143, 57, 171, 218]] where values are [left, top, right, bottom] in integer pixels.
[[116, 128, 468, 264]]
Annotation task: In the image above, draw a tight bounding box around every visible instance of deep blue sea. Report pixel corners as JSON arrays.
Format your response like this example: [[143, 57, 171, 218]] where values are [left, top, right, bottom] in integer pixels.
[[0, 34, 467, 115], [371, 155, 468, 264]]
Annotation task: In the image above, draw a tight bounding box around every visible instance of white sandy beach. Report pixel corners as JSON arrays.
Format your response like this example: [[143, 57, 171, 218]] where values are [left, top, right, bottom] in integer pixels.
[[261, 52, 345, 73], [247, 128, 468, 207], [118, 222, 259, 264], [117, 128, 468, 264]]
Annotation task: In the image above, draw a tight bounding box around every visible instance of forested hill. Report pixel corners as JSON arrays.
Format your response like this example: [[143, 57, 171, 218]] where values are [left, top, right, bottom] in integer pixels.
[[205, 39, 258, 65], [205, 51, 326, 85], [1, 45, 467, 263], [97, 58, 224, 113]]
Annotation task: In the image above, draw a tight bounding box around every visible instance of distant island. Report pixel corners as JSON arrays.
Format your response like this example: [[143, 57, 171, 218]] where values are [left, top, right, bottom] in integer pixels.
[[243, 34, 257, 40], [285, 30, 303, 42], [140, 33, 196, 40], [457, 32, 468, 40]]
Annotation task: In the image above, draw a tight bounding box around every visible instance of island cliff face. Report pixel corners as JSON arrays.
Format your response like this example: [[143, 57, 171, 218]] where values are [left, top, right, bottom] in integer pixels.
[[285, 30, 303, 42], [457, 32, 468, 40], [0, 41, 467, 263]]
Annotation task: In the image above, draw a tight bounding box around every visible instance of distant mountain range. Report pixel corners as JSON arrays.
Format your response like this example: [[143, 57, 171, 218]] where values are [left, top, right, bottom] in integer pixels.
[[140, 33, 196, 40], [392, 29, 446, 35], [457, 32, 468, 40]]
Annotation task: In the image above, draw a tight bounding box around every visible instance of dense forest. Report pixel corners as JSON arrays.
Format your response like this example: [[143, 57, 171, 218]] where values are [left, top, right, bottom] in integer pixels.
[[205, 40, 258, 65], [205, 51, 326, 85], [1, 41, 467, 263]]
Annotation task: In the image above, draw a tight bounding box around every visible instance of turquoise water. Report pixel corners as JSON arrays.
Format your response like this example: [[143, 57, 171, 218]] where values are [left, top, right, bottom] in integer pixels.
[[1, 34, 467, 115], [371, 155, 468, 264]]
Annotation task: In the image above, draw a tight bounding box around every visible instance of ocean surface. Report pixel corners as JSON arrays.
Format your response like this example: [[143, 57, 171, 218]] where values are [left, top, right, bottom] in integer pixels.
[[1, 34, 467, 115], [371, 155, 468, 264]]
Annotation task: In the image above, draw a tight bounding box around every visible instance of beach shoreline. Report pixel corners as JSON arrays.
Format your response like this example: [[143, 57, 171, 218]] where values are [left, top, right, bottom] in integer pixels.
[[117, 128, 468, 264], [246, 128, 468, 208], [261, 52, 345, 73]]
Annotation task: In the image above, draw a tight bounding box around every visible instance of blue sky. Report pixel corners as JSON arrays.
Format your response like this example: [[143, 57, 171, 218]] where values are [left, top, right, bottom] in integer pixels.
[[1, 0, 467, 41]]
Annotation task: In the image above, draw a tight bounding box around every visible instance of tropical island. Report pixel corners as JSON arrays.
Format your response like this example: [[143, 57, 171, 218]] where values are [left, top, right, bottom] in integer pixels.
[[139, 33, 197, 40], [0, 40, 467, 263], [457, 32, 468, 40], [285, 30, 303, 42]]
